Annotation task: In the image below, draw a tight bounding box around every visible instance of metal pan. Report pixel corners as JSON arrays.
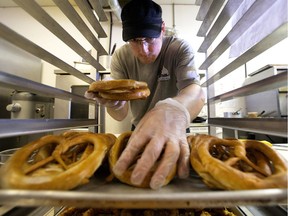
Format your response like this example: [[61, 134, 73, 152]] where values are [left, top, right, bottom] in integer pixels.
[[0, 173, 286, 209]]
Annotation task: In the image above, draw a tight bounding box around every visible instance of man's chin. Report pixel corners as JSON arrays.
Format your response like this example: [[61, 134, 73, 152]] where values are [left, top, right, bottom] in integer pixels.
[[138, 57, 156, 64]]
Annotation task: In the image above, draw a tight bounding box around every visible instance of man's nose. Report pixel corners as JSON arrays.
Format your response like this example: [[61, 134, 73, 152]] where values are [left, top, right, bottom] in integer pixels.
[[138, 42, 149, 54]]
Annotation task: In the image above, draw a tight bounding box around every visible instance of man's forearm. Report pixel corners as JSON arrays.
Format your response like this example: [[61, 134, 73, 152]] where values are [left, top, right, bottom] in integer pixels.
[[174, 84, 205, 122]]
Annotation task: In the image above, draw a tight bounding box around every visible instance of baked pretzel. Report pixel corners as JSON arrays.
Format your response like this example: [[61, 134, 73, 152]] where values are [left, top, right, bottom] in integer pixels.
[[88, 79, 150, 100], [109, 131, 177, 188], [59, 207, 236, 216], [0, 132, 116, 190], [189, 134, 288, 190]]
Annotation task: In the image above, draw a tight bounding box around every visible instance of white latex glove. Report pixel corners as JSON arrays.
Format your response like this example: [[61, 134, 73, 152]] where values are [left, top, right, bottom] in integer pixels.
[[84, 91, 126, 110], [112, 98, 191, 190]]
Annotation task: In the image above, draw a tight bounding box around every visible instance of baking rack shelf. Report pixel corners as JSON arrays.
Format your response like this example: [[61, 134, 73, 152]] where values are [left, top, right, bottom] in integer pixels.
[[13, 0, 107, 67], [0, 0, 105, 139], [208, 69, 287, 103], [0, 119, 99, 138], [0, 175, 286, 209], [197, 0, 243, 52], [196, 0, 226, 37], [0, 71, 93, 104], [208, 118, 287, 138], [0, 24, 96, 84], [197, 0, 288, 139], [200, 21, 287, 87], [0, 0, 287, 213]]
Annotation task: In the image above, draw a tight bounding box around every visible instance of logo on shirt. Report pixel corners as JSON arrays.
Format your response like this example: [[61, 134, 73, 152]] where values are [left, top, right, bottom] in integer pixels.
[[158, 67, 170, 81]]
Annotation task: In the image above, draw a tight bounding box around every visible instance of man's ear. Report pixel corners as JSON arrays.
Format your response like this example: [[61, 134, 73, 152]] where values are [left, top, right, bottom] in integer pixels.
[[161, 21, 166, 33]]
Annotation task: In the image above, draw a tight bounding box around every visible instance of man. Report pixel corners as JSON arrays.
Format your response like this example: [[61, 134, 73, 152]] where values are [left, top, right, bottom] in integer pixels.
[[85, 0, 205, 189]]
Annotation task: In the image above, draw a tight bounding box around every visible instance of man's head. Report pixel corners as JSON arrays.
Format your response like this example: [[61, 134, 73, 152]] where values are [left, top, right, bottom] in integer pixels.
[[121, 0, 165, 64]]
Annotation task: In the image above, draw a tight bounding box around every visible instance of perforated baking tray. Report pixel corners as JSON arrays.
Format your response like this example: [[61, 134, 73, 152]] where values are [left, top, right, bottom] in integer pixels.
[[0, 171, 286, 209]]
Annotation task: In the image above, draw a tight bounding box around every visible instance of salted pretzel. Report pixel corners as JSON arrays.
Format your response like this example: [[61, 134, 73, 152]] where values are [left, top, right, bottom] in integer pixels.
[[88, 79, 150, 100], [188, 134, 288, 190], [0, 132, 116, 190], [109, 131, 177, 188]]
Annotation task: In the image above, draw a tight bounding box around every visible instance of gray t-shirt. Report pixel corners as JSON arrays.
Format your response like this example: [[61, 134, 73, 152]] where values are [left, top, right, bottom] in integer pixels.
[[110, 36, 200, 126]]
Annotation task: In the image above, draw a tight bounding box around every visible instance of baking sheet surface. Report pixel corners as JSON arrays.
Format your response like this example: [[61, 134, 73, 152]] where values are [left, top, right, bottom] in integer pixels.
[[0, 171, 287, 208]]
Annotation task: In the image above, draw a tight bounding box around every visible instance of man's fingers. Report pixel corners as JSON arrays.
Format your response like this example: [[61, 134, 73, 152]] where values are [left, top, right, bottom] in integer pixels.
[[177, 139, 190, 179], [112, 132, 150, 177], [130, 138, 164, 186], [84, 91, 97, 100], [150, 140, 180, 189]]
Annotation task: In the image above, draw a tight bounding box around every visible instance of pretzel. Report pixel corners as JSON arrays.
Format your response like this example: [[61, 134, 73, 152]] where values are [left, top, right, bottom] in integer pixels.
[[189, 134, 288, 190], [0, 132, 116, 190], [88, 79, 150, 100], [109, 131, 177, 188], [59, 207, 236, 216]]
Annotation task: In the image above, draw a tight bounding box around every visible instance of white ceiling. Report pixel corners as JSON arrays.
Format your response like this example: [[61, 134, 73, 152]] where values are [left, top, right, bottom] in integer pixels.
[[0, 0, 198, 7]]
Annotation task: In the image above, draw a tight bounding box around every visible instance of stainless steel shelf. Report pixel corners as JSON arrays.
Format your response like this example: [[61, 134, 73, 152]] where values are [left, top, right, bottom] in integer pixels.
[[73, 0, 107, 38], [0, 24, 96, 84], [0, 71, 94, 104], [0, 119, 99, 138], [198, 0, 288, 139], [198, 0, 243, 52], [208, 71, 287, 103], [88, 0, 108, 22], [195, 0, 213, 21], [201, 22, 287, 87], [13, 0, 107, 70], [199, 0, 282, 70], [208, 118, 287, 138], [53, 0, 107, 48], [0, 175, 286, 209], [0, 0, 104, 140], [196, 0, 225, 37]]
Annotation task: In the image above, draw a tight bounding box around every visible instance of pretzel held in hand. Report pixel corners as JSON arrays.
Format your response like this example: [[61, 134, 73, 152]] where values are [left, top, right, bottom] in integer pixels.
[[0, 132, 116, 190], [88, 79, 150, 100], [188, 134, 287, 190], [109, 131, 176, 188]]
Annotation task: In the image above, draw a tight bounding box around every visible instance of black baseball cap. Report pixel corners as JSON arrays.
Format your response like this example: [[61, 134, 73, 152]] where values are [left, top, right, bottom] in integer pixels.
[[121, 0, 163, 42]]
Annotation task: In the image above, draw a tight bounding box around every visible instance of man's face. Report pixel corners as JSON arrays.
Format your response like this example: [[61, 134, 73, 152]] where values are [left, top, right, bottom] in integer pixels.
[[128, 24, 164, 64]]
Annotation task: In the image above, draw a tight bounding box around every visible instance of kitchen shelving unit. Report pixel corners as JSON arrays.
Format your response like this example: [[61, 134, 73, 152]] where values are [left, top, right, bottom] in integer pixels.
[[197, 0, 288, 139], [0, 0, 287, 215], [0, 0, 107, 136]]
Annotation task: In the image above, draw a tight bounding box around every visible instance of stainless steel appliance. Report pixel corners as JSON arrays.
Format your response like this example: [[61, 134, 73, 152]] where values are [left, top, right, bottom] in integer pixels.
[[243, 65, 288, 118], [6, 91, 54, 119]]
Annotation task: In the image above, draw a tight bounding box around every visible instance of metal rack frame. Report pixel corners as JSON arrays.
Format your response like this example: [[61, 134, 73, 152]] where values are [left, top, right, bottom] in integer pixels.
[[0, 0, 107, 138], [0, 0, 287, 212], [198, 0, 288, 139]]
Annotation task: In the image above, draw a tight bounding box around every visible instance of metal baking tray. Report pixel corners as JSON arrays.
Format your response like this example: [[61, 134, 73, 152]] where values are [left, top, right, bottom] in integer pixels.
[[0, 170, 287, 209]]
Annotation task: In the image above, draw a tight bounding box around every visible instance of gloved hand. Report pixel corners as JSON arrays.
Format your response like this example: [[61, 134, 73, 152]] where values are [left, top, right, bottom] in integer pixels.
[[112, 98, 191, 190], [84, 91, 126, 110]]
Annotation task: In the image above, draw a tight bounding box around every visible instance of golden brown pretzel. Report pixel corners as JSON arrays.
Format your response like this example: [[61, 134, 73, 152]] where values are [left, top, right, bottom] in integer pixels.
[[109, 131, 177, 188], [0, 132, 116, 190], [189, 134, 288, 190], [88, 79, 150, 100], [98, 88, 151, 101]]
